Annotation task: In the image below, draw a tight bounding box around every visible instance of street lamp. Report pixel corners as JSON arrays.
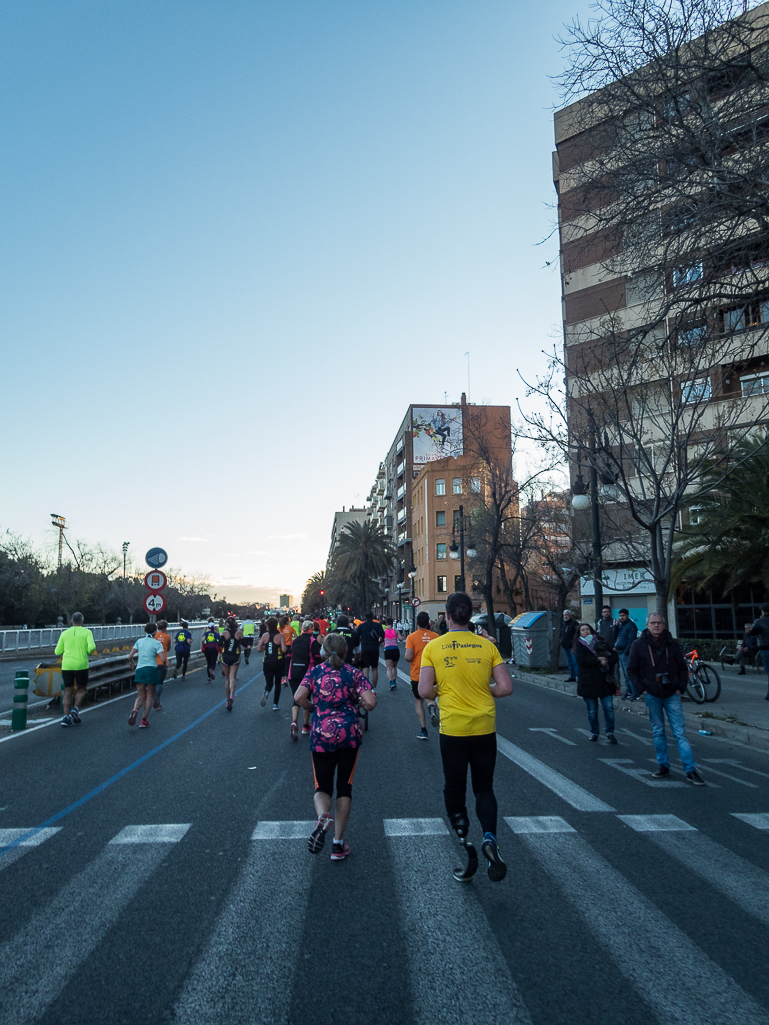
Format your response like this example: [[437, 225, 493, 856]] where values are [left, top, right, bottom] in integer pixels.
[[407, 561, 417, 629], [449, 504, 474, 592]]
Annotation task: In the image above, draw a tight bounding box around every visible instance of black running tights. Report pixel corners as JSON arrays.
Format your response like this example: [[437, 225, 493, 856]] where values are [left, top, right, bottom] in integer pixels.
[[263, 667, 282, 705], [439, 732, 498, 836], [175, 652, 190, 675], [204, 649, 218, 677]]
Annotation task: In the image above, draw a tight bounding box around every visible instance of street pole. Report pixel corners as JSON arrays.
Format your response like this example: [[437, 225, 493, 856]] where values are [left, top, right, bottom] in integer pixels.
[[589, 438, 603, 620], [458, 503, 465, 593]]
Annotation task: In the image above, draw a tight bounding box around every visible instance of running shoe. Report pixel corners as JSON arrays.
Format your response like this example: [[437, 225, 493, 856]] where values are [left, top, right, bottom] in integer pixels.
[[260, 691, 269, 707], [290, 721, 299, 741], [330, 841, 350, 861], [226, 697, 233, 712], [139, 718, 150, 729], [389, 682, 396, 691], [60, 715, 72, 727], [308, 812, 334, 854], [153, 700, 162, 711], [429, 704, 440, 728], [272, 704, 279, 711], [481, 832, 507, 882], [70, 707, 82, 724], [417, 727, 428, 740], [301, 724, 311, 735], [128, 708, 138, 726]]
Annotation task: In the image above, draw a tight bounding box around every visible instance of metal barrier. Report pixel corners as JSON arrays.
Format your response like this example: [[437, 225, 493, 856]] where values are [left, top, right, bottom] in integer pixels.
[[0, 622, 207, 653], [33, 650, 205, 703]]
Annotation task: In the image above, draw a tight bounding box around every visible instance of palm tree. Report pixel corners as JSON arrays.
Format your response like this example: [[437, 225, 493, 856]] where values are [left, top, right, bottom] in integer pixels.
[[332, 521, 394, 614], [673, 435, 769, 596], [301, 571, 327, 614]]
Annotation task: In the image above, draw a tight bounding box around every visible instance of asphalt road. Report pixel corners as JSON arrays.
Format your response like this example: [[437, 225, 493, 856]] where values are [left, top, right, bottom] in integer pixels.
[[1, 653, 769, 1025]]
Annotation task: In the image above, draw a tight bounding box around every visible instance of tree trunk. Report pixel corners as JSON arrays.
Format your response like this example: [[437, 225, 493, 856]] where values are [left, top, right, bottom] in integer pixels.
[[497, 559, 517, 618], [484, 559, 497, 641]]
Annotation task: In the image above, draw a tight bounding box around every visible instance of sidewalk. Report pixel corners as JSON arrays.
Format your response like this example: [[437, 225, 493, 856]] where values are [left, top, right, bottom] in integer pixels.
[[513, 661, 769, 753]]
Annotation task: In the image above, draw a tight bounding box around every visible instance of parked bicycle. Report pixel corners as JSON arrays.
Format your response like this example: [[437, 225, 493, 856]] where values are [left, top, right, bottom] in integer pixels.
[[684, 649, 722, 703], [719, 644, 761, 674]]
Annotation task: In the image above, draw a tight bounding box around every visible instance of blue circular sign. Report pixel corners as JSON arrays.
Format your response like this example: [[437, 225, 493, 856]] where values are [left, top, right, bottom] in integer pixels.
[[145, 547, 168, 569]]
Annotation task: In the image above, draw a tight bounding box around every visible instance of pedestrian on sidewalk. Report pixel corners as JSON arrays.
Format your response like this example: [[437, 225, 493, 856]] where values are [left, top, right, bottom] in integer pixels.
[[295, 632, 377, 860], [749, 606, 769, 698], [153, 619, 171, 709], [627, 613, 705, 785], [172, 621, 192, 679], [737, 621, 758, 674], [419, 592, 514, 881], [614, 609, 638, 697], [596, 605, 615, 646], [561, 610, 579, 682], [573, 623, 618, 743], [128, 623, 166, 728], [55, 612, 97, 727]]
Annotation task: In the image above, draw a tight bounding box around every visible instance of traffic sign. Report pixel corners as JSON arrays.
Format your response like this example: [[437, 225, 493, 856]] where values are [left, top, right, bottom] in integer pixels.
[[410, 597, 421, 608], [144, 570, 167, 592], [143, 593, 166, 614], [145, 547, 168, 569]]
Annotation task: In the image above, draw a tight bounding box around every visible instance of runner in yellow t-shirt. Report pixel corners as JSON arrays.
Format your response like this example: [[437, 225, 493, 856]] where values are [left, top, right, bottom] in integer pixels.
[[54, 612, 97, 727], [419, 592, 513, 883]]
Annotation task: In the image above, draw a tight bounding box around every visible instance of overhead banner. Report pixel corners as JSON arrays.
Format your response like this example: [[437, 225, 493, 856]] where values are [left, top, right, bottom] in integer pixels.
[[411, 407, 463, 464]]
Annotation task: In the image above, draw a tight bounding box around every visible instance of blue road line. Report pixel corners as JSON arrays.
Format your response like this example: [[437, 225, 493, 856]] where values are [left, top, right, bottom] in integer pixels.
[[0, 672, 260, 855]]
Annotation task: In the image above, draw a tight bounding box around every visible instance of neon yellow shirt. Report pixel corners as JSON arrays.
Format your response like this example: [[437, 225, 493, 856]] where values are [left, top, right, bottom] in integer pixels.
[[241, 621, 255, 637], [54, 626, 96, 671], [421, 631, 504, 737]]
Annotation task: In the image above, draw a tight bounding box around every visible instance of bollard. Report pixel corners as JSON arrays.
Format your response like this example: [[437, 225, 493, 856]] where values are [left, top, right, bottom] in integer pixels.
[[12, 670, 29, 731]]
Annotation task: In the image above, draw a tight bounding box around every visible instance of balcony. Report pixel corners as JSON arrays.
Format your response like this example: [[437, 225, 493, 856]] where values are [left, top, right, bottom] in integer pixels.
[[397, 508, 407, 523], [396, 460, 405, 477], [396, 483, 406, 501], [396, 438, 404, 455]]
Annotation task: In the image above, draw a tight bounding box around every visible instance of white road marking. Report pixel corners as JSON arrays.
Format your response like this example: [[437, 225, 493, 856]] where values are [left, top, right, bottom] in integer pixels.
[[386, 834, 533, 1024], [0, 827, 62, 874], [617, 815, 696, 832], [528, 728, 576, 745], [109, 824, 191, 844], [174, 838, 315, 1024], [505, 816, 576, 834], [251, 820, 315, 839], [600, 758, 686, 788], [704, 758, 769, 780], [686, 764, 758, 787], [617, 727, 655, 746], [519, 832, 768, 1025], [0, 844, 170, 1025], [731, 812, 769, 830], [650, 761, 721, 788], [642, 829, 769, 929], [497, 736, 615, 812], [0, 690, 132, 744], [384, 817, 449, 836]]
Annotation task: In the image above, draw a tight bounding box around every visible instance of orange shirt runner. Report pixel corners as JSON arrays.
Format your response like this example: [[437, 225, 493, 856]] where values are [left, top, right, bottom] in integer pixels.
[[405, 627, 439, 684]]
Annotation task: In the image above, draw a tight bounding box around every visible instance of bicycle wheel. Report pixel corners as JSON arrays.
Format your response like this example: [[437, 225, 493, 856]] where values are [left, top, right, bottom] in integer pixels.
[[698, 663, 722, 702], [719, 646, 732, 673], [686, 672, 706, 703]]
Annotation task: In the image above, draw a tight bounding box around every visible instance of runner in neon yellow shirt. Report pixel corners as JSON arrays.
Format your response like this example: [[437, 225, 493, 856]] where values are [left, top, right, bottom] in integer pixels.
[[54, 612, 96, 727]]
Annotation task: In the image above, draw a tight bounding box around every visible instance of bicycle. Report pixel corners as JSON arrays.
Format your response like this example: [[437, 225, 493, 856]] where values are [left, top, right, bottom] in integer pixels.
[[684, 649, 722, 703], [719, 644, 761, 674]]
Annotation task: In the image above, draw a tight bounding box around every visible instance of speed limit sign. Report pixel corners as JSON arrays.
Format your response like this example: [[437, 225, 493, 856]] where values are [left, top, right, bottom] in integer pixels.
[[411, 597, 421, 608], [143, 593, 166, 614]]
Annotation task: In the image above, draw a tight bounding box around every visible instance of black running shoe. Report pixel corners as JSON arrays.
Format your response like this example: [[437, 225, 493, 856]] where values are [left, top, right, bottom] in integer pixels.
[[481, 832, 507, 882], [69, 707, 82, 724], [429, 704, 440, 728], [417, 727, 428, 740], [308, 812, 333, 854]]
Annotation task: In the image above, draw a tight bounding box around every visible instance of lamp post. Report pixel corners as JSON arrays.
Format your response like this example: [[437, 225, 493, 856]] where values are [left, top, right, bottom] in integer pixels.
[[407, 561, 417, 630], [449, 504, 476, 593]]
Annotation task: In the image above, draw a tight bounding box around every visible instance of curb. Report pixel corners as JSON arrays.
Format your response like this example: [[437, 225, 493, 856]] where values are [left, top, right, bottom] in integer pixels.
[[512, 668, 769, 753]]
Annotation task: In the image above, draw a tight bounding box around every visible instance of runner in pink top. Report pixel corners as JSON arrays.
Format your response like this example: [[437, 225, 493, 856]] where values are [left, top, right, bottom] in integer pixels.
[[383, 617, 401, 692]]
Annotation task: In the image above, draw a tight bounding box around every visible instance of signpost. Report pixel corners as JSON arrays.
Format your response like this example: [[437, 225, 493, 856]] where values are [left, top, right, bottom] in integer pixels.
[[144, 548, 168, 622], [410, 597, 421, 608], [144, 593, 166, 615], [144, 570, 167, 591]]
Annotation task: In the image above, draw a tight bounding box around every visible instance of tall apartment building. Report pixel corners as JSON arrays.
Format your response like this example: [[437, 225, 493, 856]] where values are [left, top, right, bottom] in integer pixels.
[[553, 3, 769, 635], [327, 506, 368, 567]]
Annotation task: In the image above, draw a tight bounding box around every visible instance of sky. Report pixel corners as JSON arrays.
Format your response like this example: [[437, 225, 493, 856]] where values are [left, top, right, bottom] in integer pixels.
[[0, 0, 591, 605]]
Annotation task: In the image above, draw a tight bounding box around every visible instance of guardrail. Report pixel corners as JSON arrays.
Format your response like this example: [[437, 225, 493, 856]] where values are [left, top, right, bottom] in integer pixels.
[[32, 649, 205, 704], [0, 622, 208, 653]]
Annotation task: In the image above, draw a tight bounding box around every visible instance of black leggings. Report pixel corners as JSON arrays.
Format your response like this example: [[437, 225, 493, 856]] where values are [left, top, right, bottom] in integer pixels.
[[312, 747, 359, 799], [439, 732, 498, 836], [263, 666, 284, 705], [175, 652, 190, 676], [204, 649, 219, 678]]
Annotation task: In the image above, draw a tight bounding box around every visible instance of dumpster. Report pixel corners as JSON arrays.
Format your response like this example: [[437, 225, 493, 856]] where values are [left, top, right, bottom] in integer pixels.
[[511, 611, 563, 669]]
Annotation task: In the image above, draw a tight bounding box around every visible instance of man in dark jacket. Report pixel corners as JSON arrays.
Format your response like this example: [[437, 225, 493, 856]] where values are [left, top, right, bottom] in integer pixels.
[[561, 611, 579, 682], [627, 613, 705, 785], [737, 621, 759, 675], [596, 606, 615, 646], [614, 609, 639, 698], [749, 604, 769, 698], [354, 611, 385, 691]]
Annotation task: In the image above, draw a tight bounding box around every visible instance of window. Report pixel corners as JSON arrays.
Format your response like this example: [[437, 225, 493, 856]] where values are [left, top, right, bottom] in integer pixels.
[[435, 479, 445, 496], [722, 299, 769, 333], [453, 509, 461, 530], [437, 575, 447, 593], [688, 506, 704, 526], [436, 543, 447, 561], [452, 477, 462, 494], [454, 575, 462, 591], [741, 372, 769, 398], [672, 263, 703, 288], [677, 322, 707, 346], [682, 378, 711, 404], [436, 510, 446, 527], [470, 476, 481, 494]]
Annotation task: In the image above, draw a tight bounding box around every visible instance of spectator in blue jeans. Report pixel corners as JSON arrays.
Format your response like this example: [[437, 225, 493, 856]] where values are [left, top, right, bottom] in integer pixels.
[[627, 613, 705, 785], [573, 623, 618, 743], [614, 609, 638, 698], [561, 610, 579, 682]]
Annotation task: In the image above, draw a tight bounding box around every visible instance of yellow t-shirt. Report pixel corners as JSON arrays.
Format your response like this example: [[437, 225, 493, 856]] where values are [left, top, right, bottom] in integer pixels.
[[54, 626, 96, 671], [421, 631, 504, 736]]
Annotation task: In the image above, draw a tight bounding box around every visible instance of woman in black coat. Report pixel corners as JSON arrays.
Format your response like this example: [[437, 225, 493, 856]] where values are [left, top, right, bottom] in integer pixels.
[[573, 623, 618, 743]]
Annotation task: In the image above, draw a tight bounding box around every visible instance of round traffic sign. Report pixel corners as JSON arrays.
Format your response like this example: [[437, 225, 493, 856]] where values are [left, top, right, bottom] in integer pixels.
[[145, 547, 168, 569], [410, 597, 421, 608], [143, 593, 166, 614], [144, 570, 167, 592]]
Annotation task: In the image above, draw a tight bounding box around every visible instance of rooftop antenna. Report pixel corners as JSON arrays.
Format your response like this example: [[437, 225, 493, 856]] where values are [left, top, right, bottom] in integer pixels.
[[465, 352, 470, 401]]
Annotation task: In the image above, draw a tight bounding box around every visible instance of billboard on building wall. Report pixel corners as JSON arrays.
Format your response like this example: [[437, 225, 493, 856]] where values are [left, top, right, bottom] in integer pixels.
[[411, 407, 463, 464]]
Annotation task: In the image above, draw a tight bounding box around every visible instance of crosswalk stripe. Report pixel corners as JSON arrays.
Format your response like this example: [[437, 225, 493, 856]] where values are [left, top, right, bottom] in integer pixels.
[[617, 815, 696, 832], [731, 812, 769, 829], [652, 761, 722, 787], [691, 765, 758, 787], [600, 758, 686, 788], [0, 827, 62, 874], [518, 832, 768, 1025], [505, 816, 575, 834], [636, 828, 769, 930], [0, 844, 170, 1025], [497, 735, 615, 811], [173, 838, 313, 1024], [251, 820, 314, 839], [109, 824, 191, 844], [617, 727, 655, 746], [386, 834, 533, 1024], [383, 817, 449, 836]]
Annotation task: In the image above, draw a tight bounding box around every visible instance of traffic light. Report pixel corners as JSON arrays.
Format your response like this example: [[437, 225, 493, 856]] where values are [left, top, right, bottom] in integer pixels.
[[320, 590, 324, 595]]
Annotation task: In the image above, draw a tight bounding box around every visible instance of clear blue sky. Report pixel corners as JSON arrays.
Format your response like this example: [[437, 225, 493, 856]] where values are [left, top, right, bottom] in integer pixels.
[[0, 0, 589, 603]]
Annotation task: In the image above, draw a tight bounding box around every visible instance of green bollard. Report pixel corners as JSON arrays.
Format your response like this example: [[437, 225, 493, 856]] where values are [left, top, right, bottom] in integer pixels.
[[12, 670, 29, 731]]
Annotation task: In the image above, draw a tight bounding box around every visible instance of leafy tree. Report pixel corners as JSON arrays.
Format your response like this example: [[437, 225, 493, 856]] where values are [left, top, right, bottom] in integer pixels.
[[331, 520, 394, 614], [301, 571, 328, 614]]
